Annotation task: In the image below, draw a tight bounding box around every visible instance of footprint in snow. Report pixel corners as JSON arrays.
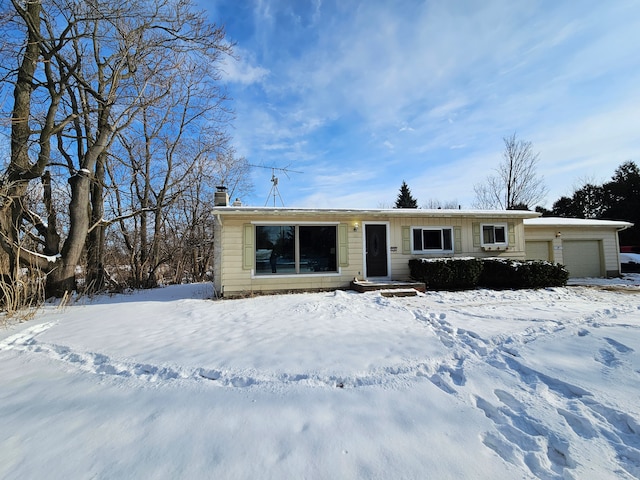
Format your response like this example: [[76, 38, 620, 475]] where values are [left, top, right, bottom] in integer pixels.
[[595, 349, 622, 368], [557, 407, 598, 439], [477, 393, 577, 477], [198, 368, 222, 381], [604, 337, 634, 353]]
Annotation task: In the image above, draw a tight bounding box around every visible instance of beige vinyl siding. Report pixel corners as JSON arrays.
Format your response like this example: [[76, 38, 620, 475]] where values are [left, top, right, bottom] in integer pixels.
[[214, 210, 531, 296], [388, 216, 526, 280], [212, 216, 223, 294], [217, 215, 362, 296]]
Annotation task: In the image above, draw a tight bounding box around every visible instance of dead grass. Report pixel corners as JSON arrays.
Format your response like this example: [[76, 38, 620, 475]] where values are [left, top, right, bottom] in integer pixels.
[[0, 274, 45, 326]]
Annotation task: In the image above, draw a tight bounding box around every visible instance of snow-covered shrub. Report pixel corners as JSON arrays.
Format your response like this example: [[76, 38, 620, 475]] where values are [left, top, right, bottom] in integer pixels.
[[520, 260, 569, 287], [409, 257, 568, 290], [408, 257, 483, 290], [479, 258, 568, 289], [478, 258, 520, 289]]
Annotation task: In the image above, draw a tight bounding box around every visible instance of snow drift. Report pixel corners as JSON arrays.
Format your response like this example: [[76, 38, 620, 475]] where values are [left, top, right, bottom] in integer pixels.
[[1, 278, 639, 479]]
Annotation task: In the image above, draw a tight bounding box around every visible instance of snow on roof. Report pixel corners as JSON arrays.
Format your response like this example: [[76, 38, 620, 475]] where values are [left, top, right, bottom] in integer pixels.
[[213, 206, 541, 218], [524, 217, 633, 229]]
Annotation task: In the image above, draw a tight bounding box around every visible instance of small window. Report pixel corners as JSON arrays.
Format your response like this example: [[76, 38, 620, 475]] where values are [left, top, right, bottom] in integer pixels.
[[481, 224, 507, 246], [412, 227, 453, 253]]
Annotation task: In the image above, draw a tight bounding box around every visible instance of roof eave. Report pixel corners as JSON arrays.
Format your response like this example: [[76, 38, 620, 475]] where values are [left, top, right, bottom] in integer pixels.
[[211, 207, 541, 219]]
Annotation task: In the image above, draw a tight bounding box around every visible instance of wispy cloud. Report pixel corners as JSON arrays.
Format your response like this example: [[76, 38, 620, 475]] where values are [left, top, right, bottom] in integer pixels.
[[212, 0, 640, 208], [221, 48, 269, 85]]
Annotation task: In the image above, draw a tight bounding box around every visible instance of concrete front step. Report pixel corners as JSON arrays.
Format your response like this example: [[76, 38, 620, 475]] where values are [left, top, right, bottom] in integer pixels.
[[350, 280, 426, 293]]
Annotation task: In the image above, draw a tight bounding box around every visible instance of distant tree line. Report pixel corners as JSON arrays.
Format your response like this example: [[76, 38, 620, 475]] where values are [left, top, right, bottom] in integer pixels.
[[394, 181, 459, 209], [471, 133, 639, 247], [396, 132, 638, 248], [537, 161, 640, 247]]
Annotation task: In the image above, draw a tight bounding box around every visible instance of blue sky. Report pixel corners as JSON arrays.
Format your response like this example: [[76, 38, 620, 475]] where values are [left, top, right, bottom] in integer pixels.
[[203, 0, 640, 209]]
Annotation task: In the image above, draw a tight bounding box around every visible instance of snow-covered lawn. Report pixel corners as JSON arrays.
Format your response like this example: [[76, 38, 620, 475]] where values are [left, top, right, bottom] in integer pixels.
[[1, 277, 639, 479]]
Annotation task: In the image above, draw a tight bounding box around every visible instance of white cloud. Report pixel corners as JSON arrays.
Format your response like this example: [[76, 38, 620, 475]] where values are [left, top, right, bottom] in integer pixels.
[[218, 0, 640, 209], [221, 50, 269, 85]]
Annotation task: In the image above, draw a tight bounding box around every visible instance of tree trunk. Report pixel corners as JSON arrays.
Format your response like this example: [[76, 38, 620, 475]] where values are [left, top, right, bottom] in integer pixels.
[[86, 153, 107, 291], [0, 0, 41, 279], [45, 171, 92, 297]]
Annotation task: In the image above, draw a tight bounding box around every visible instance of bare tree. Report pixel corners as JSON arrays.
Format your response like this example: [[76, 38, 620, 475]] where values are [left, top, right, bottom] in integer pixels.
[[473, 133, 548, 210], [0, 0, 232, 297], [422, 198, 460, 209], [106, 51, 230, 288]]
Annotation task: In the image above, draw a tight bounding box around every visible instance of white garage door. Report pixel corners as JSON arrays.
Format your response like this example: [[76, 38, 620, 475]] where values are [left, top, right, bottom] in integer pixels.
[[562, 240, 602, 278], [525, 241, 551, 261]]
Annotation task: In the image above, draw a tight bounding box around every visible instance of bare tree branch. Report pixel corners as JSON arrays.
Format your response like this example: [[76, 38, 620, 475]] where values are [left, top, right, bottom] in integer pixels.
[[474, 133, 548, 209]]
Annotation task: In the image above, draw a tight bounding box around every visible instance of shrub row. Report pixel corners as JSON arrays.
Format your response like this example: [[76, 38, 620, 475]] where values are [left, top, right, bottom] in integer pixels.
[[408, 257, 569, 290]]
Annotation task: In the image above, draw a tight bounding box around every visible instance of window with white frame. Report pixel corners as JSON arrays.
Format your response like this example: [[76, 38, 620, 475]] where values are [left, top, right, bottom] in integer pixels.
[[481, 224, 507, 246], [254, 225, 338, 275], [412, 227, 453, 253]]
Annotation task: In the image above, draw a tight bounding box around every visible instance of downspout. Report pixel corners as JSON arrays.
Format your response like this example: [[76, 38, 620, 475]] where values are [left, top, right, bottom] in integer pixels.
[[614, 224, 632, 277], [213, 213, 223, 297]]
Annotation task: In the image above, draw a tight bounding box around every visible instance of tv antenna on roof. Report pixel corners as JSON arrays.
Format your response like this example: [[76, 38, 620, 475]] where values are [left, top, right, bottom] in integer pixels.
[[248, 164, 303, 206]]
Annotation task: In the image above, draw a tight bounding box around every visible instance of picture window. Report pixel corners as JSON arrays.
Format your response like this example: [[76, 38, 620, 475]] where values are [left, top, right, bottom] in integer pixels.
[[255, 225, 338, 275]]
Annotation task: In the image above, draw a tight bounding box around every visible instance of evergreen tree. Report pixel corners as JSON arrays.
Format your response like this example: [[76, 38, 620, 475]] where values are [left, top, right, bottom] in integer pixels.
[[395, 181, 418, 208], [603, 161, 640, 246], [550, 184, 607, 219]]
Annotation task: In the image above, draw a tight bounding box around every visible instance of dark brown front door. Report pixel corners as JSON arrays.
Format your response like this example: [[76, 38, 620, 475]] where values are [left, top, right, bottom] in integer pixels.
[[365, 224, 388, 277]]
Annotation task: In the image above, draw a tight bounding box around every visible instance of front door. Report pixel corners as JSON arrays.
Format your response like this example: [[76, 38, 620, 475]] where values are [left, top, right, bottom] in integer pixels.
[[365, 224, 388, 278]]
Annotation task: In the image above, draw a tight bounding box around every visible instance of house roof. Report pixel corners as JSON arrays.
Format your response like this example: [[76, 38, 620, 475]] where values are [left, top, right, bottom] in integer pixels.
[[524, 217, 633, 229], [212, 206, 542, 219]]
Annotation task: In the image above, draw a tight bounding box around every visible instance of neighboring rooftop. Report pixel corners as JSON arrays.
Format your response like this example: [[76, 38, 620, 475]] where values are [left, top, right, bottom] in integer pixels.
[[524, 217, 633, 229]]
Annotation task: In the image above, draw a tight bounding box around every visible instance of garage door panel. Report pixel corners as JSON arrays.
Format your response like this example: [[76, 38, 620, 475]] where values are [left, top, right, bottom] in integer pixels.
[[562, 240, 602, 278], [526, 241, 551, 261]]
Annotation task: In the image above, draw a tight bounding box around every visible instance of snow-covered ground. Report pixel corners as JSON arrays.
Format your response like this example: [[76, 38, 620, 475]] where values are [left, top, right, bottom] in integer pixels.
[[1, 276, 639, 479]]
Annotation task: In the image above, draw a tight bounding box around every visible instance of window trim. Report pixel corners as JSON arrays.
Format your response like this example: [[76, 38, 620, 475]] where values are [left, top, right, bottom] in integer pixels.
[[252, 223, 341, 277], [410, 226, 454, 254], [480, 223, 508, 247]]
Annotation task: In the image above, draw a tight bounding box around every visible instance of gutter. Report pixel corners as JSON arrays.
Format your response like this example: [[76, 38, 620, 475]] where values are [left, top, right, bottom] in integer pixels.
[[211, 207, 541, 219]]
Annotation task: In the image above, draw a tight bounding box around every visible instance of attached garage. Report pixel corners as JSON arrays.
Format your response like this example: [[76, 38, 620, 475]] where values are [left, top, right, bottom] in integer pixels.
[[524, 217, 633, 278], [561, 240, 602, 278]]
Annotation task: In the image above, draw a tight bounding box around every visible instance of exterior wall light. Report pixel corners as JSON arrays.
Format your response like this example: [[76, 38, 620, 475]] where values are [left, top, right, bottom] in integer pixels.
[[354, 222, 359, 232], [555, 231, 562, 238]]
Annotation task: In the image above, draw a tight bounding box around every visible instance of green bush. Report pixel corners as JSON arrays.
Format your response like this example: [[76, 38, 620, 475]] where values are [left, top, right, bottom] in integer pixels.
[[408, 257, 482, 290], [479, 258, 569, 289], [478, 258, 521, 289], [409, 257, 568, 290], [521, 260, 569, 288]]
